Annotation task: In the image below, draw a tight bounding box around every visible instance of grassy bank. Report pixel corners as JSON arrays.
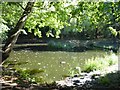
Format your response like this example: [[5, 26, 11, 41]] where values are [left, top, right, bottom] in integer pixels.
[[68, 52, 118, 76], [83, 53, 118, 72]]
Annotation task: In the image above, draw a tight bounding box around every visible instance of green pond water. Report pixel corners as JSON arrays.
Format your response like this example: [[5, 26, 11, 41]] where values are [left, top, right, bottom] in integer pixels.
[[7, 49, 109, 83]]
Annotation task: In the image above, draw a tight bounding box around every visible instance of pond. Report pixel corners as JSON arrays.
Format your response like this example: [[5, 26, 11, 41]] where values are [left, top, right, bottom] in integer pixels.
[[6, 47, 109, 83]]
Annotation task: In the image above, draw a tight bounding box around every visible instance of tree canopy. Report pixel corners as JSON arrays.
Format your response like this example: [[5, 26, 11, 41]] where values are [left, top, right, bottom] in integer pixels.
[[1, 1, 120, 39]]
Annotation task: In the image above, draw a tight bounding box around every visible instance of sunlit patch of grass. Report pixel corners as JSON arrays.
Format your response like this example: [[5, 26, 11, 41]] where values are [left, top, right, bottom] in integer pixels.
[[83, 53, 118, 72], [106, 53, 118, 66]]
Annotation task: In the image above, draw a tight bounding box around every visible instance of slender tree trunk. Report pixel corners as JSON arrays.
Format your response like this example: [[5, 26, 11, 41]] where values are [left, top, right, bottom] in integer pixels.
[[1, 0, 36, 63]]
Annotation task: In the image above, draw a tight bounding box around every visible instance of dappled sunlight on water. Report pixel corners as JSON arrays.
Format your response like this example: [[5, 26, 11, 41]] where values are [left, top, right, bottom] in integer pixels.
[[7, 50, 109, 83]]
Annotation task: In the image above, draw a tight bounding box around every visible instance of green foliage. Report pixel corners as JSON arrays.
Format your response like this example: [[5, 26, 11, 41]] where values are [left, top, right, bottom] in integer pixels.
[[15, 68, 44, 84], [69, 67, 81, 77], [2, 2, 23, 27], [1, 1, 120, 39], [83, 57, 104, 72], [0, 16, 9, 41], [107, 53, 118, 66], [108, 27, 118, 37], [83, 53, 118, 72], [2, 60, 44, 84]]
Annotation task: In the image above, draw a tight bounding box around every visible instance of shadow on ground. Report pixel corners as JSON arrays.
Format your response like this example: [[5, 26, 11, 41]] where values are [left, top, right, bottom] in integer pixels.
[[1, 70, 120, 90], [77, 70, 120, 90]]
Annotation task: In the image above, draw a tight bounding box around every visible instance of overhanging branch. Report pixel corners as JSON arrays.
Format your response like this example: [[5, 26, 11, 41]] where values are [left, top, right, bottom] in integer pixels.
[[17, 3, 26, 11]]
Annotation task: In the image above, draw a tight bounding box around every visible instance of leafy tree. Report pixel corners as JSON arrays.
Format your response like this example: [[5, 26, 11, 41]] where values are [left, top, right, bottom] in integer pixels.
[[1, 0, 36, 63]]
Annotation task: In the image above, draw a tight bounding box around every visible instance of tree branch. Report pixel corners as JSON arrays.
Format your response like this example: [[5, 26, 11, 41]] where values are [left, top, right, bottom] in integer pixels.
[[1, 0, 36, 63], [17, 3, 26, 11]]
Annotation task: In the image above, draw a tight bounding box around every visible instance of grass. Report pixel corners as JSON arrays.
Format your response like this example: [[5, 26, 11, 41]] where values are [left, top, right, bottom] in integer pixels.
[[2, 61, 44, 85], [83, 53, 118, 72]]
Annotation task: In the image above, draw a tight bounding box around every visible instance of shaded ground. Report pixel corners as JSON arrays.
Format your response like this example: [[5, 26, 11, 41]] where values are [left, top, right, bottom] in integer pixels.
[[0, 64, 120, 90], [0, 72, 120, 90]]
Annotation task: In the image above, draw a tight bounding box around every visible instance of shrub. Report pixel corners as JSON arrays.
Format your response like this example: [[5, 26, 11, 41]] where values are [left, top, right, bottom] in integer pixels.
[[83, 58, 103, 72]]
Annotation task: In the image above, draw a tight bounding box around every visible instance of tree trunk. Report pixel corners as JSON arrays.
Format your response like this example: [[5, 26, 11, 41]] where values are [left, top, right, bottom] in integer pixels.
[[1, 0, 36, 63]]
